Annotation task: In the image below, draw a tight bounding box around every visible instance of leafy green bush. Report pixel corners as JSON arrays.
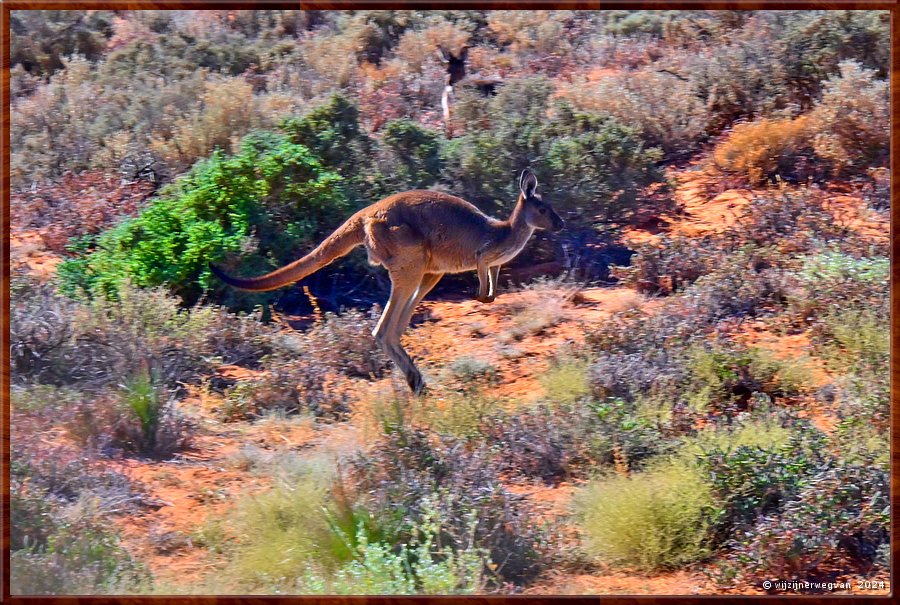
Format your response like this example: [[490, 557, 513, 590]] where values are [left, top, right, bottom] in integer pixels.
[[574, 458, 715, 571], [59, 128, 353, 306], [543, 104, 664, 220], [299, 509, 486, 595], [281, 94, 381, 200]]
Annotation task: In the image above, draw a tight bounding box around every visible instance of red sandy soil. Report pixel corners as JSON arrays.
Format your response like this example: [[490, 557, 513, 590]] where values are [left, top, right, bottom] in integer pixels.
[[10, 229, 63, 279]]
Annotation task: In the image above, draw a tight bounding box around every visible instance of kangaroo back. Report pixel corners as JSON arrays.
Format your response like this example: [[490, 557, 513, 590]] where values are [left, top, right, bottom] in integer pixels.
[[210, 217, 364, 292]]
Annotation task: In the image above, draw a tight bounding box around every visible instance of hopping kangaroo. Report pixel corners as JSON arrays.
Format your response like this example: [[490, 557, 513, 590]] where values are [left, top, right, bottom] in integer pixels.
[[210, 169, 564, 394]]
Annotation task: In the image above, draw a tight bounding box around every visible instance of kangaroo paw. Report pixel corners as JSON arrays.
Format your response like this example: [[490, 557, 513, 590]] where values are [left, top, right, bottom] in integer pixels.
[[407, 370, 427, 396]]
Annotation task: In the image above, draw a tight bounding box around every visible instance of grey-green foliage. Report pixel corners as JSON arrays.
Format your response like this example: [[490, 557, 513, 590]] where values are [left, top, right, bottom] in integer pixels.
[[443, 76, 664, 226], [300, 506, 486, 595]]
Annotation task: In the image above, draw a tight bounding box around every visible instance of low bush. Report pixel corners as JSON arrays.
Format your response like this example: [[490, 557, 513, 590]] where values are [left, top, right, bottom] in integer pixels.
[[11, 435, 143, 514], [682, 343, 807, 414], [10, 432, 150, 594], [482, 403, 590, 483], [717, 465, 889, 587], [712, 116, 815, 186], [449, 356, 499, 384], [808, 61, 889, 176], [350, 428, 552, 586], [110, 370, 194, 458], [562, 67, 711, 158], [224, 462, 366, 591], [539, 358, 591, 405], [221, 306, 385, 421], [11, 495, 151, 595], [680, 250, 791, 324], [11, 278, 277, 391], [443, 78, 665, 227], [697, 424, 831, 543], [574, 457, 715, 571], [735, 187, 860, 253], [611, 235, 724, 295], [298, 509, 487, 595]]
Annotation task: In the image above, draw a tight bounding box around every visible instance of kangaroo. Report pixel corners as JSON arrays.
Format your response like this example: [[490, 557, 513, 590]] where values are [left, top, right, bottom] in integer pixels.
[[437, 45, 502, 137], [210, 168, 563, 395]]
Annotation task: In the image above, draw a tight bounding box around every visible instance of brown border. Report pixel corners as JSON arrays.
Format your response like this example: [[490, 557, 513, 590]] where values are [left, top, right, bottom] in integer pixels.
[[1, 1, 896, 603]]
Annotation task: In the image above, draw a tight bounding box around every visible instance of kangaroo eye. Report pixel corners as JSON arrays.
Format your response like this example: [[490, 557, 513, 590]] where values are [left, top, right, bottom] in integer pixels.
[[539, 208, 547, 214]]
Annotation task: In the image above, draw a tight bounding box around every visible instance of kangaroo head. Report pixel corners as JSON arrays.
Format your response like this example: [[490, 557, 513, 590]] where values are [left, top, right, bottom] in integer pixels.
[[437, 46, 468, 86], [518, 169, 564, 232]]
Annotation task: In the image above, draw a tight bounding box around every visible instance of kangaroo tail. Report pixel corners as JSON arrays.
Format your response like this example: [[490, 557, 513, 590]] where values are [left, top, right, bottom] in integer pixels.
[[210, 217, 364, 292]]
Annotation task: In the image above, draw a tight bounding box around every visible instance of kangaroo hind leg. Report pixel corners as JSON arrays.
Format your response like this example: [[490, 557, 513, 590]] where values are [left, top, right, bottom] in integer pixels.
[[373, 269, 427, 395]]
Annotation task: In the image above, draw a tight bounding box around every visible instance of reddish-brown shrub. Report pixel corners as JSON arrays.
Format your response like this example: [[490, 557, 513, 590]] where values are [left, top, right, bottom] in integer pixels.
[[10, 171, 155, 252]]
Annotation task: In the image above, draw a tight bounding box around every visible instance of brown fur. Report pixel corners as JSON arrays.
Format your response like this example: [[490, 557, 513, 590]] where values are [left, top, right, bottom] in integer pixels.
[[211, 169, 563, 394]]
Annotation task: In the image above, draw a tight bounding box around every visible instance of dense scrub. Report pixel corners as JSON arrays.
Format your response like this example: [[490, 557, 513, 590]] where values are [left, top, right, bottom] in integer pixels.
[[9, 8, 889, 597]]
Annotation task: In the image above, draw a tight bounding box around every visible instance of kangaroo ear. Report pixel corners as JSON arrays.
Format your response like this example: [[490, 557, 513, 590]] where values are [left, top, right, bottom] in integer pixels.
[[437, 46, 451, 64], [519, 169, 538, 197]]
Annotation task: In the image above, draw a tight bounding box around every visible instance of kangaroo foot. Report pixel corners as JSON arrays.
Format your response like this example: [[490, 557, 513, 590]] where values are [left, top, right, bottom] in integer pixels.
[[475, 292, 496, 303], [406, 369, 427, 396]]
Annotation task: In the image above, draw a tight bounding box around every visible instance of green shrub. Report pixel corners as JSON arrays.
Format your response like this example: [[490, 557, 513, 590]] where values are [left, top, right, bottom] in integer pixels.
[[574, 458, 715, 571], [543, 104, 664, 220], [697, 424, 830, 543], [281, 94, 381, 200], [299, 508, 486, 595], [225, 466, 364, 591], [717, 465, 889, 587], [59, 128, 353, 306], [380, 119, 443, 189], [539, 358, 590, 405], [443, 78, 664, 226]]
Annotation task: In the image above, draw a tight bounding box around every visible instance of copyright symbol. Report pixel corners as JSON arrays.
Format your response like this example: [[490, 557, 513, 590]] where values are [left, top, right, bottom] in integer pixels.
[[763, 581, 773, 590]]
